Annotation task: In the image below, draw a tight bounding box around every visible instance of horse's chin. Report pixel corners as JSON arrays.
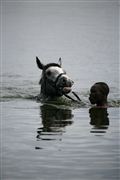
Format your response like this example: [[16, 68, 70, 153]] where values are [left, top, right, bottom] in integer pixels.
[[62, 87, 72, 94]]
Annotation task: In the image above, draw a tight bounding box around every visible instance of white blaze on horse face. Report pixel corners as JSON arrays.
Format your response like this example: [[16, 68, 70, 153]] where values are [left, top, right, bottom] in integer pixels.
[[46, 66, 65, 82]]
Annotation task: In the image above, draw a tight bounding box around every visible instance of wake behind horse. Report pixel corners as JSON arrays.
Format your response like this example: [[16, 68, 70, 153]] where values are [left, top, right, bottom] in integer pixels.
[[36, 57, 81, 104]]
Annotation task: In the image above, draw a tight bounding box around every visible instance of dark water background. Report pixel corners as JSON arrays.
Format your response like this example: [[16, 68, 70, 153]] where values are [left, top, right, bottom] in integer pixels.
[[0, 1, 120, 180]]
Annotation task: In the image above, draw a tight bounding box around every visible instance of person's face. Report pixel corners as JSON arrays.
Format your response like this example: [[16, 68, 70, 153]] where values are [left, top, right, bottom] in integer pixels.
[[89, 84, 105, 105]]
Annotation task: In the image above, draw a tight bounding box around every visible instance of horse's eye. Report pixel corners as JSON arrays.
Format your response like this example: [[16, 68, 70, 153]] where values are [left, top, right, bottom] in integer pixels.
[[46, 70, 51, 76]]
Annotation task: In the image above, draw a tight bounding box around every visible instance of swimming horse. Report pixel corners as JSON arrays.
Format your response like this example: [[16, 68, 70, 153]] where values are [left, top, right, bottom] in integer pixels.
[[36, 57, 81, 104]]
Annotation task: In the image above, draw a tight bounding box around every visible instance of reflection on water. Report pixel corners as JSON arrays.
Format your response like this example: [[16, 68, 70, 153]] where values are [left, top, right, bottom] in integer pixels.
[[36, 104, 73, 141], [89, 108, 109, 134]]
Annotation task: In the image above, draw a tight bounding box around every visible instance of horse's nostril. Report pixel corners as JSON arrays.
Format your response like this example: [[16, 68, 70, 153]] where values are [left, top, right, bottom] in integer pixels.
[[60, 76, 66, 82], [62, 78, 66, 83], [59, 75, 74, 87]]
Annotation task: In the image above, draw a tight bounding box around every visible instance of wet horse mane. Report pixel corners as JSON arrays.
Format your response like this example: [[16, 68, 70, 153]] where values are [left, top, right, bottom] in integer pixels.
[[43, 63, 61, 70]]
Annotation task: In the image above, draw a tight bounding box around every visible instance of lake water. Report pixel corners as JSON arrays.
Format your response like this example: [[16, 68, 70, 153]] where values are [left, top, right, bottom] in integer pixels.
[[0, 1, 120, 180]]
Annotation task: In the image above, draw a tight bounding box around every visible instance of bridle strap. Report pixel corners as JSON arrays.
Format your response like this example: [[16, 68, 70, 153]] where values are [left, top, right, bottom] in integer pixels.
[[41, 66, 66, 95], [64, 94, 78, 102], [43, 72, 66, 93], [54, 72, 66, 87]]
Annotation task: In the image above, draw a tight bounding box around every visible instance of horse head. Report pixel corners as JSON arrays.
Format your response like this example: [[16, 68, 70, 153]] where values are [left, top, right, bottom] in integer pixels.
[[36, 57, 74, 99]]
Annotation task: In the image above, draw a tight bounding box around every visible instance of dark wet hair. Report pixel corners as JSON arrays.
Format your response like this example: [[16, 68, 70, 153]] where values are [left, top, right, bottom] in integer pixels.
[[95, 82, 109, 96], [44, 63, 61, 70]]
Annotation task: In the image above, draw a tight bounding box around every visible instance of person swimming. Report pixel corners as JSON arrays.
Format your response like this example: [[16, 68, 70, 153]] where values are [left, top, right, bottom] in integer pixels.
[[89, 82, 109, 107]]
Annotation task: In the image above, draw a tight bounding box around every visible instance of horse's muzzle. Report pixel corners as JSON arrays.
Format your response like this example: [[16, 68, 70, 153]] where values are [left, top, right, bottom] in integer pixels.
[[56, 75, 74, 94]]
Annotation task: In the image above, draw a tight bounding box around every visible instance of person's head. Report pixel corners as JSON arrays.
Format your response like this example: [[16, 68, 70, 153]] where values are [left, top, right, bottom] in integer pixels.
[[89, 82, 109, 107]]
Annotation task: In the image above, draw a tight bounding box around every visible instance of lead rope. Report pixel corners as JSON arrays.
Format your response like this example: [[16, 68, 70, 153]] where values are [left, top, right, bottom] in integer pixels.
[[64, 91, 81, 103], [72, 91, 81, 102]]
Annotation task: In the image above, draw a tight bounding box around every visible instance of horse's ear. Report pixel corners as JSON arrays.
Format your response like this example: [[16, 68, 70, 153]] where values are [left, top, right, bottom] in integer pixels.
[[36, 57, 44, 70], [58, 57, 62, 67]]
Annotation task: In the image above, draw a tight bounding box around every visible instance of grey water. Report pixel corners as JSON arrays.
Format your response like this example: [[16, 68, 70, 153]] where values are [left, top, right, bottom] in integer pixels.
[[0, 1, 120, 180]]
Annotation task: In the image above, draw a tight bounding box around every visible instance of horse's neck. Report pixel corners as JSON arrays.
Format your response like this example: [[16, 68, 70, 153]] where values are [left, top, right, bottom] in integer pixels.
[[40, 80, 58, 98], [40, 85, 56, 101]]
